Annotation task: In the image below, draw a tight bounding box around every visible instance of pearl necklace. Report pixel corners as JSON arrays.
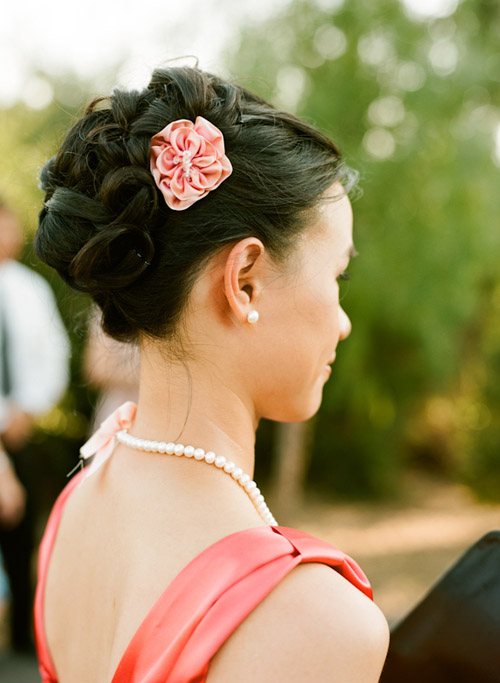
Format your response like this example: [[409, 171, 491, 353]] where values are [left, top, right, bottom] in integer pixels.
[[115, 429, 278, 526]]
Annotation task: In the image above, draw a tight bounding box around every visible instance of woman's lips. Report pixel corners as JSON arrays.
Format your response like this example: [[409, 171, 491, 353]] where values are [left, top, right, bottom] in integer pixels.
[[323, 353, 336, 377]]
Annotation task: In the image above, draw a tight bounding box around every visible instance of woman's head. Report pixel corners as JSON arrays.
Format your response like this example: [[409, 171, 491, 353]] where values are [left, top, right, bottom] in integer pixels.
[[209, 182, 354, 422], [36, 66, 354, 338]]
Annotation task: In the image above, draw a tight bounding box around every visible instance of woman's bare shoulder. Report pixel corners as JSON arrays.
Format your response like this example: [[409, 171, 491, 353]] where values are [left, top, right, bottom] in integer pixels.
[[207, 561, 389, 683]]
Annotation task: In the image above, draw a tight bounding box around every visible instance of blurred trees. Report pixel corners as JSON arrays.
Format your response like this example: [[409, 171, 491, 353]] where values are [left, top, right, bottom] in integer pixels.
[[1, 0, 500, 504], [230, 0, 500, 499]]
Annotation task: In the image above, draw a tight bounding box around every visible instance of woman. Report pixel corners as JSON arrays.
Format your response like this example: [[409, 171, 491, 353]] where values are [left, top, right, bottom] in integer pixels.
[[34, 66, 389, 682]]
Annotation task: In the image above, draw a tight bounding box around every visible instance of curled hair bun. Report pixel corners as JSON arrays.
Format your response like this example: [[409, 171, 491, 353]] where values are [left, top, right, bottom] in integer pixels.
[[36, 65, 353, 342], [39, 157, 58, 195], [38, 108, 159, 275]]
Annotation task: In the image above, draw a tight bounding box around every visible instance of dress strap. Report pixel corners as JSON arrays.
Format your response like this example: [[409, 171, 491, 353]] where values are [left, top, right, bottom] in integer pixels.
[[112, 525, 372, 683]]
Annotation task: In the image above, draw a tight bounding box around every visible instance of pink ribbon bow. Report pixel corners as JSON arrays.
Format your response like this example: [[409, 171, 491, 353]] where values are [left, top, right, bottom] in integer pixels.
[[150, 116, 233, 211], [80, 401, 137, 479]]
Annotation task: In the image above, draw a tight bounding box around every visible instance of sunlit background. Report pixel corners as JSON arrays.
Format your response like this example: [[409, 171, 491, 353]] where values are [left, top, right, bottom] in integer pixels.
[[1, 0, 500, 626]]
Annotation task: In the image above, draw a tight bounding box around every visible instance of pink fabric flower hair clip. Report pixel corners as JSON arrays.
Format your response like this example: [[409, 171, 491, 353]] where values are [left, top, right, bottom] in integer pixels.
[[150, 116, 233, 211]]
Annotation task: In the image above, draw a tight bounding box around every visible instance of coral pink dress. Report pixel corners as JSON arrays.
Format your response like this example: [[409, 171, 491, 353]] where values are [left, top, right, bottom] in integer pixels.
[[34, 406, 373, 683]]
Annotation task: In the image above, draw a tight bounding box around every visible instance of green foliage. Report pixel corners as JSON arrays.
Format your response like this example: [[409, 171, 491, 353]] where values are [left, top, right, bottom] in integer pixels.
[[229, 0, 500, 498]]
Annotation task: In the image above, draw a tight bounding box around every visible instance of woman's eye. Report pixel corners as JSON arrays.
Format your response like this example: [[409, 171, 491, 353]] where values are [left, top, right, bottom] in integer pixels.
[[337, 271, 350, 300]]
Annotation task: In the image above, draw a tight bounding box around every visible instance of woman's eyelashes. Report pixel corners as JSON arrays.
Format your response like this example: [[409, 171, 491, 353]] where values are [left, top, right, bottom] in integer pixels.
[[337, 270, 350, 300]]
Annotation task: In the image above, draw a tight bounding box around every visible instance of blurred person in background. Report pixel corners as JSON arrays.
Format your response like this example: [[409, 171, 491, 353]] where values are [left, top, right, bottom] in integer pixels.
[[0, 200, 69, 653], [83, 310, 140, 432], [0, 438, 26, 530], [0, 436, 26, 636]]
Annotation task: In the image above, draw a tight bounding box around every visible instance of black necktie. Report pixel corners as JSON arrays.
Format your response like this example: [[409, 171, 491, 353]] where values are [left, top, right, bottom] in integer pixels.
[[0, 293, 12, 397]]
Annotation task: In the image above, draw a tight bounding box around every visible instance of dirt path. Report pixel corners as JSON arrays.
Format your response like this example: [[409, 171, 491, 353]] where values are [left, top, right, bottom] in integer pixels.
[[292, 470, 500, 626]]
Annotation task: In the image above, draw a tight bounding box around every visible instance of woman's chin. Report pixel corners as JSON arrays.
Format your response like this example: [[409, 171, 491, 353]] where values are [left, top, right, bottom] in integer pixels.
[[267, 393, 324, 424]]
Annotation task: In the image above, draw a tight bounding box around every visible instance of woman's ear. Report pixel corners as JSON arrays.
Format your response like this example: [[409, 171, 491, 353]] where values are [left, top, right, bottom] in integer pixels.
[[224, 237, 265, 324]]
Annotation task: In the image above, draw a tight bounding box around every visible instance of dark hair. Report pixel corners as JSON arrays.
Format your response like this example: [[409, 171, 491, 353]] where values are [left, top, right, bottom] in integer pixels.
[[36, 66, 355, 343]]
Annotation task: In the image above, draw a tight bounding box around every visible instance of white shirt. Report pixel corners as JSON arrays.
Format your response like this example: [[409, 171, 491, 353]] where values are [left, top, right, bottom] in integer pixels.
[[0, 259, 70, 431]]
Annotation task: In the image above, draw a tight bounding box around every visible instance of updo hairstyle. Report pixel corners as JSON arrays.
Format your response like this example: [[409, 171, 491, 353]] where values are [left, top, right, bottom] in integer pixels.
[[36, 66, 355, 343]]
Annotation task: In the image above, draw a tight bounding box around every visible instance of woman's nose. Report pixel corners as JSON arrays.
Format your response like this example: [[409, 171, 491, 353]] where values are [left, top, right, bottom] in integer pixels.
[[338, 306, 352, 341]]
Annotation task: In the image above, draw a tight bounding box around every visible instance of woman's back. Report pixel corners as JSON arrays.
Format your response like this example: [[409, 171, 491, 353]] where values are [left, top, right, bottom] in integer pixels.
[[42, 443, 263, 681], [39, 436, 388, 682]]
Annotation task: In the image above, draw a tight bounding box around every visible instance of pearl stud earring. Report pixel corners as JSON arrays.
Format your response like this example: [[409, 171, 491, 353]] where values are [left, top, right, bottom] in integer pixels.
[[247, 310, 259, 324]]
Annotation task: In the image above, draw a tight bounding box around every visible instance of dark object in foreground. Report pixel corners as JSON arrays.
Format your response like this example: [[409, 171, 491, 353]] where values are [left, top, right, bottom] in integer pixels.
[[380, 530, 500, 683]]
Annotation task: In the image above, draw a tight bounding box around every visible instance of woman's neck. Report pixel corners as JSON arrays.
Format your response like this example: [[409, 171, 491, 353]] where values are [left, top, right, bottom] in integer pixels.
[[130, 343, 258, 479]]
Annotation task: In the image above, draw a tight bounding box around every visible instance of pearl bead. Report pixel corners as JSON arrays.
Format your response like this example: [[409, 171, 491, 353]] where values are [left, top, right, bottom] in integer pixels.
[[204, 451, 216, 464], [166, 442, 175, 454], [174, 444, 185, 456], [159, 443, 168, 454], [194, 448, 205, 460], [250, 488, 261, 500], [224, 461, 235, 473], [247, 310, 259, 324], [240, 474, 250, 486], [184, 446, 195, 458], [215, 455, 226, 468], [245, 481, 257, 491], [255, 494, 265, 504], [231, 468, 243, 480]]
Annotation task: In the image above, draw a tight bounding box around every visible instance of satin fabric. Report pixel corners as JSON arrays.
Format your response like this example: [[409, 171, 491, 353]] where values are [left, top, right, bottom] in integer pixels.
[[35, 474, 373, 683], [150, 116, 233, 210], [79, 400, 137, 478]]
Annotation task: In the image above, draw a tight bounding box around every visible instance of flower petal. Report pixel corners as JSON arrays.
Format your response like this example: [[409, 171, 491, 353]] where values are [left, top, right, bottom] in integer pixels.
[[170, 127, 202, 156], [155, 146, 180, 176], [170, 167, 205, 199], [194, 116, 227, 157], [193, 139, 218, 168], [152, 119, 194, 147], [190, 162, 223, 190]]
